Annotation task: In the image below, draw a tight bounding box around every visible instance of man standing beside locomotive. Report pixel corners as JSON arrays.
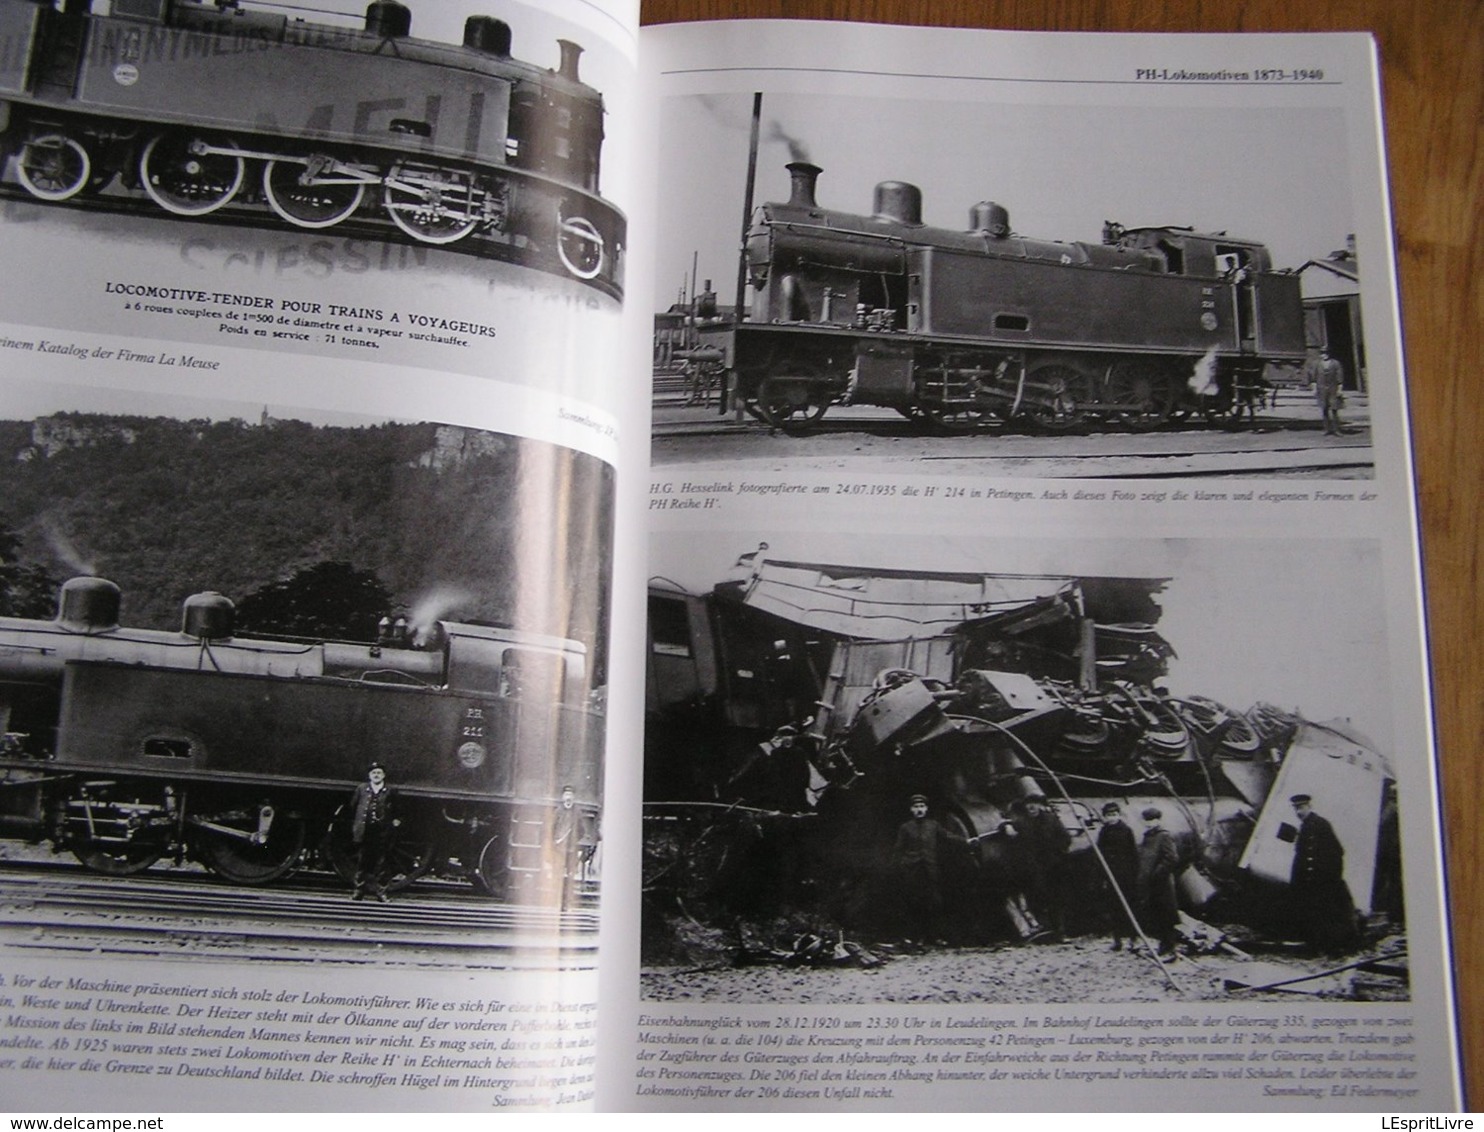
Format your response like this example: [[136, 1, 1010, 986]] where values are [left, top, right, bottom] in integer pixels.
[[1306, 347, 1346, 436], [350, 761, 397, 902], [1136, 806, 1181, 956], [551, 784, 597, 909], [1096, 801, 1141, 951], [1012, 794, 1072, 941], [1289, 793, 1360, 954], [893, 794, 976, 945]]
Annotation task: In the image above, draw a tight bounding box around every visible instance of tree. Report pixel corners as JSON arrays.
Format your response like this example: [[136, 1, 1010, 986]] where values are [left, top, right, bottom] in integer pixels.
[[0, 516, 59, 619], [235, 561, 394, 642]]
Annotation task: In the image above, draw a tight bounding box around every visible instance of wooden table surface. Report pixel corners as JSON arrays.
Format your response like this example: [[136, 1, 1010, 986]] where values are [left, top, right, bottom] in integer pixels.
[[641, 0, 1484, 1106]]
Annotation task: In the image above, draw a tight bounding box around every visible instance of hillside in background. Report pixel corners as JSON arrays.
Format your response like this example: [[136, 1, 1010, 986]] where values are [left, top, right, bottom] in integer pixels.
[[0, 414, 613, 675]]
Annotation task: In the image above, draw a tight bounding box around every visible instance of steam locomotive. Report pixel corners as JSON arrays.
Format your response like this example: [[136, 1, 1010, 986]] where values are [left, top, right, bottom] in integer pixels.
[[0, 0, 624, 294], [705, 161, 1306, 432], [0, 576, 603, 902]]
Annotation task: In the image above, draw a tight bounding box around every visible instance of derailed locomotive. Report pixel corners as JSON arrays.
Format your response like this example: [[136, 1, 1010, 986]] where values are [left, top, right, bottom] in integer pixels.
[[704, 160, 1306, 433], [645, 547, 1395, 942], [0, 576, 603, 901], [0, 0, 623, 294]]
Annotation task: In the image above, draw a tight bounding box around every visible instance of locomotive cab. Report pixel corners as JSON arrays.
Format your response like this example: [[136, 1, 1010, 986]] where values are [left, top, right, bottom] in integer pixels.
[[1114, 226, 1275, 278]]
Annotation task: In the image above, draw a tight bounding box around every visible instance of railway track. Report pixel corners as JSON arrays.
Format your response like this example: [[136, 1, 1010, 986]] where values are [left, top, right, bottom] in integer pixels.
[[0, 183, 618, 299], [0, 861, 598, 967], [651, 396, 1375, 478]]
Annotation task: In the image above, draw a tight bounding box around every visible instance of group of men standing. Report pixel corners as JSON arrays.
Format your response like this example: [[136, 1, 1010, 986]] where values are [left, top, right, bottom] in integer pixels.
[[894, 791, 1360, 957], [345, 764, 595, 905], [1094, 802, 1183, 956]]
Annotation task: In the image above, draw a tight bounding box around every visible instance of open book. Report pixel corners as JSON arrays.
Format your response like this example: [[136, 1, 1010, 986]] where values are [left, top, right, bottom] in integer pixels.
[[0, 0, 1461, 1112]]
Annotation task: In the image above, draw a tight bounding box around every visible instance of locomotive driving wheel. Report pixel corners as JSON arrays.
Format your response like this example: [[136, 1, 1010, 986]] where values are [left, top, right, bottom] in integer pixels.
[[72, 844, 165, 876], [191, 801, 306, 884], [1173, 695, 1262, 757], [15, 134, 92, 202], [262, 157, 367, 229], [382, 163, 479, 244], [756, 363, 830, 434], [1105, 360, 1175, 431], [1025, 363, 1091, 433], [139, 133, 245, 216], [63, 782, 172, 875], [919, 401, 993, 433]]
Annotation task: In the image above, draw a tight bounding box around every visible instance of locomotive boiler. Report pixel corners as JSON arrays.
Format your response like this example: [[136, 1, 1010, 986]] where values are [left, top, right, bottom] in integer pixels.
[[0, 0, 623, 294], [644, 547, 1394, 944], [0, 576, 603, 902], [705, 160, 1306, 432]]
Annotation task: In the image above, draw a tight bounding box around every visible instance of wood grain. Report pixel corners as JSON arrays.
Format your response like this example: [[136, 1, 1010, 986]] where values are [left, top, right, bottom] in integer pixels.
[[641, 0, 1484, 1106]]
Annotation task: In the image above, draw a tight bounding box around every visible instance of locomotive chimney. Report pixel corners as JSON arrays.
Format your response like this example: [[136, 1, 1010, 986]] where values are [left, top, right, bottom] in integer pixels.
[[56, 577, 121, 635], [873, 181, 922, 226], [464, 16, 512, 57], [364, 1, 412, 38], [556, 39, 584, 82], [786, 162, 822, 208], [971, 201, 1011, 238]]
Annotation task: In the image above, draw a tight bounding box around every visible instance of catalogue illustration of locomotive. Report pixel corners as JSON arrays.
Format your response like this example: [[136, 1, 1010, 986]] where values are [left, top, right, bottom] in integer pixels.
[[645, 547, 1397, 943], [0, 576, 603, 902], [0, 0, 624, 294], [702, 160, 1307, 432]]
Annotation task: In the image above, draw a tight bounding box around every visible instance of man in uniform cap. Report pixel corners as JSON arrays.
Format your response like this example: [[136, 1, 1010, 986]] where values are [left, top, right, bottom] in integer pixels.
[[892, 794, 973, 945], [1308, 349, 1346, 435], [1288, 793, 1359, 953], [350, 761, 397, 902], [1136, 806, 1181, 955], [552, 784, 597, 909], [1011, 794, 1072, 941], [1096, 802, 1141, 951]]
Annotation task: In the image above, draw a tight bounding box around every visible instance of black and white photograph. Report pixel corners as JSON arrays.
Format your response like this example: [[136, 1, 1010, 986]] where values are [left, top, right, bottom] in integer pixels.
[[641, 534, 1406, 1003], [0, 0, 635, 409], [0, 375, 613, 962], [0, 0, 626, 295], [652, 91, 1375, 479]]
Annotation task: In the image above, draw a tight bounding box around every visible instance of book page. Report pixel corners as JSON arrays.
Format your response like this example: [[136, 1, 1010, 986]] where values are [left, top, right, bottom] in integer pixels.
[[0, 0, 640, 1112], [609, 19, 1461, 1111]]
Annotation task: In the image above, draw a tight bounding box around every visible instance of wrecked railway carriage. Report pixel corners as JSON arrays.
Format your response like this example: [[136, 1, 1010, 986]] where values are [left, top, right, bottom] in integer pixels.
[[645, 546, 1398, 944]]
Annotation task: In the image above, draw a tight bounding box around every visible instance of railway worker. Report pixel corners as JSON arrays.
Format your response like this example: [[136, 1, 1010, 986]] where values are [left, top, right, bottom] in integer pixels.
[[551, 784, 597, 908], [892, 794, 974, 946], [1011, 794, 1072, 941], [1136, 806, 1181, 956], [1307, 348, 1346, 435], [1288, 793, 1360, 954], [350, 761, 397, 902], [1095, 801, 1141, 951]]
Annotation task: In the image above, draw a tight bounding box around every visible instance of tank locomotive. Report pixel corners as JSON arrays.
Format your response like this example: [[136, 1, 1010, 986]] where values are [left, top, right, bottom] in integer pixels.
[[0, 576, 603, 901], [709, 161, 1305, 432], [0, 0, 623, 294]]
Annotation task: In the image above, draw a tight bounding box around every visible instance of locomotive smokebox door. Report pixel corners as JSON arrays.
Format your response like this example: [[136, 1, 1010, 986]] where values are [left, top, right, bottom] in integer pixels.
[[857, 677, 939, 746], [853, 342, 916, 403]]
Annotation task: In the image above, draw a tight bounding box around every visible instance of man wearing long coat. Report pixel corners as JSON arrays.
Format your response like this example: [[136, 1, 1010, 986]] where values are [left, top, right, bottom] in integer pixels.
[[1137, 806, 1180, 955], [1289, 794, 1359, 953], [1097, 802, 1141, 950], [893, 794, 971, 944], [1012, 795, 1072, 940]]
